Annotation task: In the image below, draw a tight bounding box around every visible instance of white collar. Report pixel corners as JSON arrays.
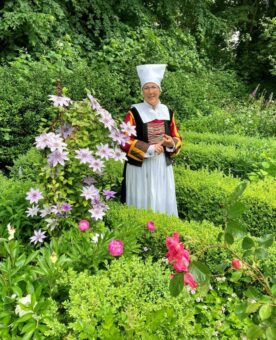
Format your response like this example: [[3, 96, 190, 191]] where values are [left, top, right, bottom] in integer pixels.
[[131, 101, 170, 123]]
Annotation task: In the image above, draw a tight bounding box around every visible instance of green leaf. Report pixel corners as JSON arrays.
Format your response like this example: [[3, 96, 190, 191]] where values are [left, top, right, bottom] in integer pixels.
[[245, 287, 260, 299], [242, 237, 255, 250], [22, 330, 35, 340], [12, 285, 22, 297], [245, 303, 261, 314], [224, 232, 234, 245], [254, 247, 267, 259], [272, 284, 276, 296], [230, 270, 243, 282], [258, 234, 274, 248], [246, 325, 263, 340], [227, 220, 247, 237], [169, 272, 184, 297], [228, 182, 247, 203], [266, 327, 276, 340], [21, 321, 36, 334], [259, 304, 272, 320], [189, 261, 210, 283], [16, 313, 33, 323], [228, 202, 247, 219]]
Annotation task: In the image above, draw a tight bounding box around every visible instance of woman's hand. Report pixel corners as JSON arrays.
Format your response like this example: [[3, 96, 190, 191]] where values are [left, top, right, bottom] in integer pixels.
[[162, 134, 175, 148], [154, 141, 164, 155]]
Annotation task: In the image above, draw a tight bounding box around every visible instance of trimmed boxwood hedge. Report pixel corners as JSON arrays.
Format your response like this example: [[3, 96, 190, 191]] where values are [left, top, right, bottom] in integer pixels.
[[174, 141, 263, 178], [174, 167, 276, 236], [105, 201, 276, 275], [182, 130, 276, 150], [105, 163, 275, 237], [105, 201, 232, 272]]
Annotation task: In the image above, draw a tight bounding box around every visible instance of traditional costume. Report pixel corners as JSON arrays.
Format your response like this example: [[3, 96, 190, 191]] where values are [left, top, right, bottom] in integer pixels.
[[121, 64, 182, 216]]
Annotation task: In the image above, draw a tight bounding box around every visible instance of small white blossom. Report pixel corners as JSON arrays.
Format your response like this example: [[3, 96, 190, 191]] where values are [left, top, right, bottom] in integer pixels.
[[7, 223, 16, 240], [26, 205, 40, 217]]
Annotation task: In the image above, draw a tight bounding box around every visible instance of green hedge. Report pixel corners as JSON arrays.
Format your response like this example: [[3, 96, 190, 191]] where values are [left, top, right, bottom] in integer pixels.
[[0, 174, 34, 240], [105, 201, 234, 273], [175, 141, 265, 178], [104, 164, 275, 237], [105, 201, 275, 277], [182, 130, 276, 151], [175, 167, 276, 236]]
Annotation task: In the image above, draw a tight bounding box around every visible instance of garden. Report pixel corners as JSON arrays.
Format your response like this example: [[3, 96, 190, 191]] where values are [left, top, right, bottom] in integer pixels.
[[0, 1, 275, 339]]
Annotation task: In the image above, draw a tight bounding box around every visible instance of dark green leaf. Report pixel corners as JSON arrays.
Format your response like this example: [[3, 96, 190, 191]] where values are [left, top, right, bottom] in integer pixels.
[[230, 270, 243, 282], [242, 237, 255, 250], [228, 202, 247, 219], [227, 220, 247, 237], [224, 232, 234, 245], [169, 272, 184, 297], [189, 261, 211, 283], [258, 234, 274, 248], [254, 247, 267, 259]]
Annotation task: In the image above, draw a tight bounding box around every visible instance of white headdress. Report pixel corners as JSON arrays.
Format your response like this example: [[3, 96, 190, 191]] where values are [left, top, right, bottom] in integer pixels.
[[136, 64, 167, 89]]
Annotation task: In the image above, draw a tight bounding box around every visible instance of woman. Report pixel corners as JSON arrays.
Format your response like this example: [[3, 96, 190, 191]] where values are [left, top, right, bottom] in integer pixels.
[[121, 64, 182, 216]]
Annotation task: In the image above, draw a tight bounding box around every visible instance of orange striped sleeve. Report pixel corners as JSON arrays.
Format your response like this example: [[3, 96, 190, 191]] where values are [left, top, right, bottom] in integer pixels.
[[169, 113, 182, 157]]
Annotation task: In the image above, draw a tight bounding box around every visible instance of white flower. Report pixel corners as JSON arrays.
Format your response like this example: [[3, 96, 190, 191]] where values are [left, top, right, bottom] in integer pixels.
[[196, 297, 202, 303], [88, 207, 105, 220], [91, 233, 100, 243], [47, 150, 69, 167], [120, 121, 137, 136], [30, 230, 47, 244], [75, 148, 93, 164], [26, 205, 40, 217], [26, 188, 43, 204], [81, 185, 100, 201], [48, 95, 72, 107], [45, 218, 58, 231], [96, 143, 113, 160], [7, 223, 16, 240]]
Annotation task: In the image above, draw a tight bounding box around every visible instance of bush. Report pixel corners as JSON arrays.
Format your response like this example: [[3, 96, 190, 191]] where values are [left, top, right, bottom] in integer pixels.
[[183, 130, 276, 151], [8, 148, 43, 181], [100, 162, 276, 237], [0, 174, 34, 241], [60, 256, 247, 339], [175, 141, 268, 179], [175, 167, 276, 236], [183, 101, 276, 137]]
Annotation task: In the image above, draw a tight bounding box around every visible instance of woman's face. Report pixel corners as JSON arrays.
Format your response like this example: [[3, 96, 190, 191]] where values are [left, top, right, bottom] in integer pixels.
[[142, 82, 160, 107]]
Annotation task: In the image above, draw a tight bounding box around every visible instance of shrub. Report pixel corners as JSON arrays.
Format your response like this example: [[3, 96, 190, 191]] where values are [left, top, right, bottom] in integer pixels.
[[175, 141, 267, 179], [183, 130, 276, 151], [175, 167, 276, 236], [60, 256, 247, 339], [101, 162, 276, 236], [183, 101, 276, 137], [0, 174, 34, 241]]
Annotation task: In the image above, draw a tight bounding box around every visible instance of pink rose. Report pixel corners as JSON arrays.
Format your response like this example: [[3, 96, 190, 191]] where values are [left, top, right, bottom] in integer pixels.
[[231, 259, 242, 270], [108, 240, 124, 257], [79, 219, 90, 232], [147, 221, 156, 232], [184, 272, 198, 289]]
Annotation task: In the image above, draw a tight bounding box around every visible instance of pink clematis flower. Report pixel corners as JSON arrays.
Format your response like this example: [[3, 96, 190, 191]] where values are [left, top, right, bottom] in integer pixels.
[[79, 220, 90, 232], [147, 221, 156, 232], [231, 259, 242, 270], [184, 272, 198, 289], [108, 240, 124, 257]]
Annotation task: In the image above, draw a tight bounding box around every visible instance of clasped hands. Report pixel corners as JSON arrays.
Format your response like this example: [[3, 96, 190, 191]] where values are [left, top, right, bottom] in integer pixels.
[[154, 134, 175, 155]]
